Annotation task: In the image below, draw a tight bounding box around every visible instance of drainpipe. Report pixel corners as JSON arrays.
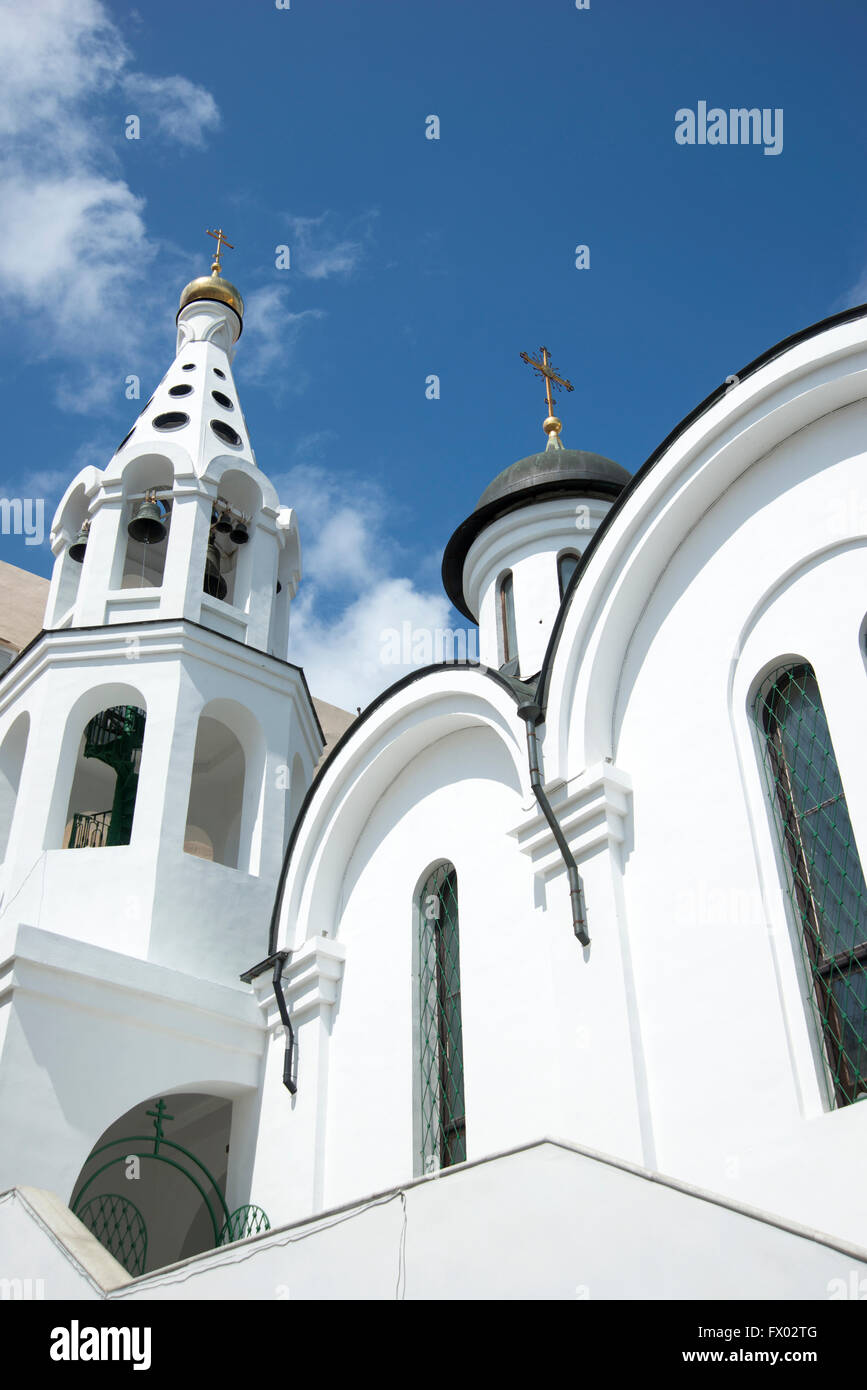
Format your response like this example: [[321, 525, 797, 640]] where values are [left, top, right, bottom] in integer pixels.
[[518, 703, 589, 947], [240, 950, 297, 1094]]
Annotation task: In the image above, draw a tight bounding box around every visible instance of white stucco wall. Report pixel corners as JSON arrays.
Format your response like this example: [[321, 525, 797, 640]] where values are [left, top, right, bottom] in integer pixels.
[[464, 497, 611, 676], [69, 1141, 867, 1301], [610, 397, 867, 1243]]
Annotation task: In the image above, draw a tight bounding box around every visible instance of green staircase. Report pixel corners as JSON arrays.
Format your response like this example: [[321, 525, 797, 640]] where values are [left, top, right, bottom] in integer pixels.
[[70, 706, 145, 848]]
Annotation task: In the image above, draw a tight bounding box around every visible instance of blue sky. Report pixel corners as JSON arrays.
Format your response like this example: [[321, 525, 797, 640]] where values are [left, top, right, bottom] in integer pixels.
[[1, 0, 866, 707]]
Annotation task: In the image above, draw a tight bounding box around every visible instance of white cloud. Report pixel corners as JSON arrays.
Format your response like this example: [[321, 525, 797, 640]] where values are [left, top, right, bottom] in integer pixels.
[[292, 577, 454, 713], [0, 0, 219, 405], [1, 171, 150, 328], [240, 285, 325, 386], [0, 434, 112, 505], [121, 72, 220, 148], [0, 0, 125, 151], [273, 460, 466, 710], [283, 211, 376, 281]]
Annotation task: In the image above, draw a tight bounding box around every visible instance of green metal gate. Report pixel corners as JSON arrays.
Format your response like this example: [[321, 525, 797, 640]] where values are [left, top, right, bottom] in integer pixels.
[[71, 1099, 270, 1274]]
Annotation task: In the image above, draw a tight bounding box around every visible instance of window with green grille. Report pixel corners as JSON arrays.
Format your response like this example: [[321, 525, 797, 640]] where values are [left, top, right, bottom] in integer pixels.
[[418, 863, 466, 1171], [754, 664, 867, 1107]]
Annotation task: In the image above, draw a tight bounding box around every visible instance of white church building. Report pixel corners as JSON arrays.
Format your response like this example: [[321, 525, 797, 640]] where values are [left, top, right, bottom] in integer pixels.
[[2, 250, 867, 1299]]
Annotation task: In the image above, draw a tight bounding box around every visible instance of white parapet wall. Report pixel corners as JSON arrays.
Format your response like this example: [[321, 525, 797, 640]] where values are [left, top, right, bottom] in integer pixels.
[[4, 1140, 866, 1301]]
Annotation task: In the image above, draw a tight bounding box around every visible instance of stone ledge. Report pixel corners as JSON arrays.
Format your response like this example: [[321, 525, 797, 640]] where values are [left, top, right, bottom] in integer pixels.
[[255, 935, 347, 1033], [509, 761, 632, 878]]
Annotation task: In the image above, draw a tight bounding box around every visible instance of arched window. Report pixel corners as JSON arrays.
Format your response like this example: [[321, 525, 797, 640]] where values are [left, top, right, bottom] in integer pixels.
[[184, 715, 246, 868], [418, 862, 466, 1171], [0, 712, 29, 861], [754, 664, 867, 1106], [557, 550, 580, 600], [498, 571, 517, 668], [64, 706, 145, 849]]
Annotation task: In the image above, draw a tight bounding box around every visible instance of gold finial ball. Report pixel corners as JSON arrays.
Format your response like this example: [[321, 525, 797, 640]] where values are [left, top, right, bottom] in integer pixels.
[[543, 416, 563, 436]]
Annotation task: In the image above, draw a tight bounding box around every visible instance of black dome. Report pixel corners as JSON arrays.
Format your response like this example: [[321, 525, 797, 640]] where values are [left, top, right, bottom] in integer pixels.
[[475, 449, 629, 511], [442, 447, 630, 621]]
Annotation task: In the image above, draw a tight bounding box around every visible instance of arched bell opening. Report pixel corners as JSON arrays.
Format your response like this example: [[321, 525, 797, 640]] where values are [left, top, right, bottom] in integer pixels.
[[204, 469, 262, 612], [268, 513, 299, 659], [69, 1093, 268, 1275], [120, 456, 174, 591], [184, 716, 246, 869], [62, 703, 146, 850], [0, 711, 30, 862], [52, 482, 90, 620]]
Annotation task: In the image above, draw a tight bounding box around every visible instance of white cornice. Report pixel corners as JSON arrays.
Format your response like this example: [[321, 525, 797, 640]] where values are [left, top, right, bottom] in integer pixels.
[[0, 620, 324, 758], [254, 936, 347, 1033], [0, 924, 265, 1062], [509, 760, 632, 878]]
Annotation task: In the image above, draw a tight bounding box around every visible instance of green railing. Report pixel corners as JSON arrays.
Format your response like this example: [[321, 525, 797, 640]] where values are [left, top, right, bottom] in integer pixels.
[[69, 809, 112, 849]]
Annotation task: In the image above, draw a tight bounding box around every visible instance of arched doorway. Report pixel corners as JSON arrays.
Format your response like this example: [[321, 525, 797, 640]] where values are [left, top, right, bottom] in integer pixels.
[[69, 1093, 270, 1275]]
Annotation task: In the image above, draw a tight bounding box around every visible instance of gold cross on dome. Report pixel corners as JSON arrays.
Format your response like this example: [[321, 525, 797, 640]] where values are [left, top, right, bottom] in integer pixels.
[[520, 345, 574, 419], [206, 227, 235, 275]]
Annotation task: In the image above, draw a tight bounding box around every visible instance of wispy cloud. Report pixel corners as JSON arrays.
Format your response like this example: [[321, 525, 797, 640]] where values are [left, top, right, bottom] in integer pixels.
[[273, 457, 458, 710], [840, 266, 867, 310], [121, 72, 220, 148], [0, 0, 219, 406], [282, 210, 378, 281], [241, 285, 325, 388]]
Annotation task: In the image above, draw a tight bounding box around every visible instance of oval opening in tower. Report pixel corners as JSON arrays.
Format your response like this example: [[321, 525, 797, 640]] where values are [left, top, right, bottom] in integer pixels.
[[115, 427, 135, 453], [168, 384, 193, 397], [153, 412, 190, 431], [210, 420, 242, 447], [213, 368, 226, 379], [181, 363, 195, 371], [211, 390, 233, 410]]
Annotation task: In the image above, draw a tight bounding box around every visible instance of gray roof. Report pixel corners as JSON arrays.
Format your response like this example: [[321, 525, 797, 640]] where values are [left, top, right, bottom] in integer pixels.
[[475, 449, 629, 511], [442, 447, 631, 620]]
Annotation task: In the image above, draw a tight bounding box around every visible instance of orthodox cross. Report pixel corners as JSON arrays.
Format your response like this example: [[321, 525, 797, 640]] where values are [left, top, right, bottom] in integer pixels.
[[146, 1097, 174, 1155], [520, 346, 574, 419], [206, 227, 235, 275]]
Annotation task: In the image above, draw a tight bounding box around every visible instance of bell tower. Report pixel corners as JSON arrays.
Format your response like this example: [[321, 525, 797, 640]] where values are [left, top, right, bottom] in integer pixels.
[[0, 235, 323, 986]]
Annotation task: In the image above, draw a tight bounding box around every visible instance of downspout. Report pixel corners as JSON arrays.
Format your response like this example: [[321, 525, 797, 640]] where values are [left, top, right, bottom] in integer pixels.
[[518, 703, 589, 946], [240, 950, 297, 1094]]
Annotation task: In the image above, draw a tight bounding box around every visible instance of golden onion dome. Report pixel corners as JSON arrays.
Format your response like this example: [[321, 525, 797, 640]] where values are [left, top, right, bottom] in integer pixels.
[[178, 271, 244, 324]]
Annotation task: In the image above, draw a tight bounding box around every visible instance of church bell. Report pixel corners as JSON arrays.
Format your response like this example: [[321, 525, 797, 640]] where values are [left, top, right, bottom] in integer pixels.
[[128, 493, 167, 545], [203, 541, 228, 601], [229, 519, 249, 544], [69, 522, 90, 563]]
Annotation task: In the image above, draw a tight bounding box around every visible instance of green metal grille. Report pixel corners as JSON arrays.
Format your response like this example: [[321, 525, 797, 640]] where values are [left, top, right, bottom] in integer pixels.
[[218, 1205, 271, 1245], [75, 1193, 147, 1276], [419, 863, 466, 1171], [754, 664, 867, 1107], [69, 809, 112, 849]]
